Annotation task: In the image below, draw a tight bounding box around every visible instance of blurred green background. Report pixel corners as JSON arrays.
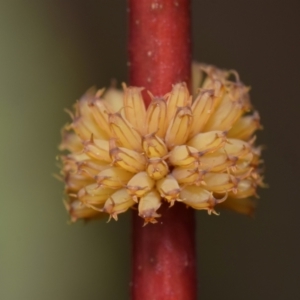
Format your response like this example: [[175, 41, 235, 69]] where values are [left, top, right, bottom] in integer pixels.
[[1, 1, 299, 299]]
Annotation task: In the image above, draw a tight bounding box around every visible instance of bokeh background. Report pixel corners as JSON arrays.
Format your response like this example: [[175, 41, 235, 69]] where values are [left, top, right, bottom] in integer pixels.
[[1, 1, 299, 299]]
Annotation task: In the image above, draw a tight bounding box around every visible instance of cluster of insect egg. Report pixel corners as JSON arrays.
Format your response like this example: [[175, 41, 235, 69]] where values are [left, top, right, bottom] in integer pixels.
[[59, 65, 263, 224]]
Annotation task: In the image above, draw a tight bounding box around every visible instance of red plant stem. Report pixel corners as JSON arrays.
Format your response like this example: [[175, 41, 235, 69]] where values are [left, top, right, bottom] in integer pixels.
[[129, 0, 191, 104], [129, 1, 197, 299], [131, 204, 197, 300]]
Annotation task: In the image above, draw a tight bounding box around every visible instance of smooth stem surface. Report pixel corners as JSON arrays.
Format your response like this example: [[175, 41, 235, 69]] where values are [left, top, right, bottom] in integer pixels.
[[131, 203, 196, 300], [129, 1, 197, 299], [129, 0, 191, 104]]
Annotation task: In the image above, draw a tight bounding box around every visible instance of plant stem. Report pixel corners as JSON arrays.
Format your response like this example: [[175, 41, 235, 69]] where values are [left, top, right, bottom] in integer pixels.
[[129, 0, 191, 105], [131, 204, 196, 300], [129, 0, 197, 299]]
